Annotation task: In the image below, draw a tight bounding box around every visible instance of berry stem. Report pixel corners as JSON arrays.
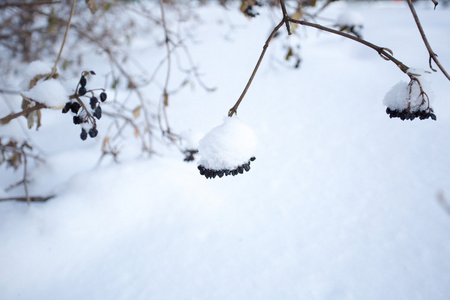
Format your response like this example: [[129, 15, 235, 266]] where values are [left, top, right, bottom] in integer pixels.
[[69, 94, 96, 123]]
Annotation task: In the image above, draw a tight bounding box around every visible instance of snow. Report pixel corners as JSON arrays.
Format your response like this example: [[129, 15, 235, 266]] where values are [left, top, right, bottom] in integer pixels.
[[1, 2, 450, 300], [383, 74, 431, 111], [336, 10, 364, 27], [22, 79, 69, 108], [198, 116, 257, 170], [19, 60, 52, 90]]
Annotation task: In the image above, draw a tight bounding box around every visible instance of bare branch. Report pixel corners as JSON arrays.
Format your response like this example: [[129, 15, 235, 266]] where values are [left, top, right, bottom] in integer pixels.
[[0, 1, 60, 9], [228, 19, 285, 117], [279, 0, 292, 35], [405, 0, 450, 80], [287, 18, 411, 74], [0, 196, 54, 202], [48, 0, 77, 79], [0, 103, 47, 125]]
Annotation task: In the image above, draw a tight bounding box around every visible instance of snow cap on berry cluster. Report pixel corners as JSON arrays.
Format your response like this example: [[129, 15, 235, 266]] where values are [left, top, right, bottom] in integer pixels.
[[383, 75, 430, 112], [198, 116, 257, 170], [22, 79, 69, 108]]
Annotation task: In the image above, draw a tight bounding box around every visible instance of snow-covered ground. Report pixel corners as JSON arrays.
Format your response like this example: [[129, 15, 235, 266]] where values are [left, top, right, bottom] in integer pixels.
[[1, 1, 450, 299]]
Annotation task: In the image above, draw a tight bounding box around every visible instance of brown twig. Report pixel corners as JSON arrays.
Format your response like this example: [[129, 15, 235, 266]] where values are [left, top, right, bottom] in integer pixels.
[[405, 0, 450, 81], [0, 103, 47, 125], [287, 18, 410, 74], [47, 0, 76, 79], [158, 0, 177, 142], [0, 1, 60, 9], [279, 0, 292, 35], [228, 3, 423, 117], [0, 196, 54, 202], [228, 19, 285, 117]]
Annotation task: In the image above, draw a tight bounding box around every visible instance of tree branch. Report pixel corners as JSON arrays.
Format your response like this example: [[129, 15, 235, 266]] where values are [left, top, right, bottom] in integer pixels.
[[0, 103, 47, 125], [0, 1, 60, 9], [405, 0, 450, 81], [0, 196, 54, 202], [228, 19, 285, 117], [287, 17, 411, 74]]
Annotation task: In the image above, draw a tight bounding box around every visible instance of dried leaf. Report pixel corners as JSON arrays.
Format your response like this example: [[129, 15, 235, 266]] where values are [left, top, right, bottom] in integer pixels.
[[101, 136, 111, 153], [27, 112, 35, 129], [134, 128, 140, 138], [164, 93, 169, 107], [132, 106, 142, 119], [36, 109, 42, 130], [285, 47, 293, 61], [85, 0, 98, 14]]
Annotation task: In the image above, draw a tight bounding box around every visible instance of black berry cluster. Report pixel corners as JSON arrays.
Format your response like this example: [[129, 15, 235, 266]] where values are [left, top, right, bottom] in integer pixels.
[[198, 157, 256, 179], [61, 71, 108, 140], [386, 107, 436, 121]]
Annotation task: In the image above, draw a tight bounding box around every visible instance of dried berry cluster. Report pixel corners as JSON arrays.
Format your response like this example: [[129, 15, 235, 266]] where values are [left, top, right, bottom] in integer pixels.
[[61, 71, 108, 140], [198, 157, 256, 179], [183, 149, 198, 162], [386, 107, 436, 121]]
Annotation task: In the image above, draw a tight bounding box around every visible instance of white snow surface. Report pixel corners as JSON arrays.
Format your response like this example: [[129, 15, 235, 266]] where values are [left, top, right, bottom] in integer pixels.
[[22, 79, 69, 108], [1, 2, 450, 300], [198, 116, 257, 170]]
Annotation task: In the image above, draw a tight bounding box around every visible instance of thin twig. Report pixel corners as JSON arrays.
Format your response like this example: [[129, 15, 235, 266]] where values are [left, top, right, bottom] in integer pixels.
[[0, 103, 47, 125], [158, 0, 175, 141], [405, 0, 450, 81], [48, 0, 77, 79], [228, 5, 419, 117], [22, 147, 30, 205], [228, 19, 297, 117], [288, 18, 411, 74], [0, 1, 60, 9], [0, 196, 54, 202], [0, 89, 20, 95], [279, 0, 292, 35]]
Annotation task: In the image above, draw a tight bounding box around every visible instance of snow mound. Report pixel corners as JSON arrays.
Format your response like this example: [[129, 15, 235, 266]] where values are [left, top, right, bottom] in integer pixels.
[[22, 79, 69, 108], [20, 61, 52, 90], [198, 116, 257, 171]]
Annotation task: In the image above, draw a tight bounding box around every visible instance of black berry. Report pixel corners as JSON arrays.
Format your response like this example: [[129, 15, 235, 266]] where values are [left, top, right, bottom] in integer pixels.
[[73, 116, 82, 124], [88, 128, 98, 138], [93, 106, 102, 119], [62, 102, 72, 114], [70, 102, 81, 114], [90, 97, 98, 110], [78, 86, 87, 96], [79, 76, 87, 87], [80, 129, 87, 140], [100, 92, 107, 102]]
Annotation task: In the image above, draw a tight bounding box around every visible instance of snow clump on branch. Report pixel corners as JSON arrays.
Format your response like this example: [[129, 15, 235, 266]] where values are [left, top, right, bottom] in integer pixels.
[[22, 79, 68, 108]]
